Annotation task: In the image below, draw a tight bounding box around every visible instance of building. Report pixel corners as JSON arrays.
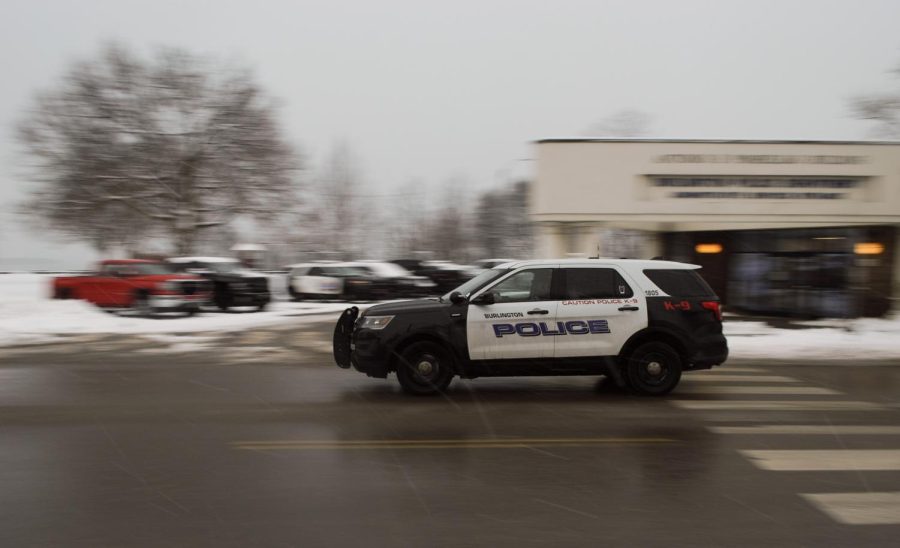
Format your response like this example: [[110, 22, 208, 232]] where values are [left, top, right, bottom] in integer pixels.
[[531, 139, 900, 317]]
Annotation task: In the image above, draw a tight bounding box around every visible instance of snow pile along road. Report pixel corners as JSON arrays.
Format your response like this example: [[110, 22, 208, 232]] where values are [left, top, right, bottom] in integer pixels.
[[2, 273, 900, 361], [0, 274, 360, 346], [724, 316, 900, 361]]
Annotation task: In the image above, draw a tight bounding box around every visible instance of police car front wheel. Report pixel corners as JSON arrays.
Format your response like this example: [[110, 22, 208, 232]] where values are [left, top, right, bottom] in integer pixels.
[[624, 341, 683, 396], [396, 341, 454, 396]]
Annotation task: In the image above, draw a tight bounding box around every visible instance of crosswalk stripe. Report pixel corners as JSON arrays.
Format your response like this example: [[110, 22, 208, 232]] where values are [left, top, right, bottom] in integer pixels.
[[710, 425, 900, 435], [801, 492, 900, 525], [693, 367, 764, 374], [740, 449, 900, 471], [680, 386, 840, 395], [686, 375, 801, 383], [671, 400, 884, 411]]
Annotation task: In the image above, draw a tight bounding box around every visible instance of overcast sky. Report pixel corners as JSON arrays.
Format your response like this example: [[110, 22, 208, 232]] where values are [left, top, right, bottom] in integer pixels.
[[2, 0, 899, 268]]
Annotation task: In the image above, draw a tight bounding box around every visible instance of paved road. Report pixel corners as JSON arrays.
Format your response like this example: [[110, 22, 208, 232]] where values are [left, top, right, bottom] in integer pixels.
[[1, 320, 899, 547]]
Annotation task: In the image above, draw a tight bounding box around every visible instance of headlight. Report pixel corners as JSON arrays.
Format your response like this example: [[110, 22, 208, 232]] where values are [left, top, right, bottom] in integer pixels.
[[347, 280, 371, 285], [157, 281, 178, 291], [359, 315, 394, 330]]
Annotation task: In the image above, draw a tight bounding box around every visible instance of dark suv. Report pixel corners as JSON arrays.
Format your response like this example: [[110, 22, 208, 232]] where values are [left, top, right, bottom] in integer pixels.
[[167, 257, 271, 311]]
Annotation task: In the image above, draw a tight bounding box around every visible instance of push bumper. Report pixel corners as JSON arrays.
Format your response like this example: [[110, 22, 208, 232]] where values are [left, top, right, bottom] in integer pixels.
[[149, 293, 207, 312], [332, 307, 391, 378], [232, 291, 271, 306]]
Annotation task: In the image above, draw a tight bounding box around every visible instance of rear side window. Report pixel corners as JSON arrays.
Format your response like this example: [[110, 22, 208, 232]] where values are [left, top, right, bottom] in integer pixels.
[[643, 269, 716, 298], [563, 268, 634, 299]]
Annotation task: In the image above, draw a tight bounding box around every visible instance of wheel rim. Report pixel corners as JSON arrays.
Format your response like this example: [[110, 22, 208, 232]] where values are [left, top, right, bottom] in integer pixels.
[[409, 353, 441, 385], [637, 352, 671, 387]]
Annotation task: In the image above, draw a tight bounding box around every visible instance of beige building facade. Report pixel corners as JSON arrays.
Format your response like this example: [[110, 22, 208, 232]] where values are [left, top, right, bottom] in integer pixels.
[[532, 139, 900, 317]]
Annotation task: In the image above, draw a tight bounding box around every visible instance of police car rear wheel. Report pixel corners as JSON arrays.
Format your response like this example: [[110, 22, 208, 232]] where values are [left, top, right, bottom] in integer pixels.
[[396, 341, 453, 396], [625, 341, 682, 396]]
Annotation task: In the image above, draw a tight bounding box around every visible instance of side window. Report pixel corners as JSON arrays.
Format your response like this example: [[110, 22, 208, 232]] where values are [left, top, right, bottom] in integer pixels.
[[308, 267, 323, 276], [564, 268, 633, 299], [487, 269, 553, 303]]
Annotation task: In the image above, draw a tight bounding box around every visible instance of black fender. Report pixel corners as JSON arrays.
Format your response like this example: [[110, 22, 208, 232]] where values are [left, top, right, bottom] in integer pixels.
[[619, 325, 693, 364], [386, 328, 465, 374]]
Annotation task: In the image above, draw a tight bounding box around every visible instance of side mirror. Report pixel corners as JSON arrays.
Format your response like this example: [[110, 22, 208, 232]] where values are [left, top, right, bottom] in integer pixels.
[[471, 292, 495, 305], [449, 291, 467, 305]]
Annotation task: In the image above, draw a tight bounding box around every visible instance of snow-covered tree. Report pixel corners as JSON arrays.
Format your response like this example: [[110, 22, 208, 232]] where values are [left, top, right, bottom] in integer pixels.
[[17, 43, 300, 254]]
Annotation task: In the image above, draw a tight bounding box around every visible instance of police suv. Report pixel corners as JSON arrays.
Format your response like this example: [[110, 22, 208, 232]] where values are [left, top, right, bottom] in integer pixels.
[[333, 259, 728, 396]]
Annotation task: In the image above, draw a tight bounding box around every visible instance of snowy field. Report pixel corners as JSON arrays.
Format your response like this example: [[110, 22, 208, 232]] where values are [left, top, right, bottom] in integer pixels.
[[1, 273, 900, 361]]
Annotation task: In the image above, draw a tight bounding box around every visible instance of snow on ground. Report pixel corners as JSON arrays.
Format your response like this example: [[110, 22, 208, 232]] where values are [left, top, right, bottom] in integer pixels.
[[2, 273, 900, 361], [0, 274, 364, 346], [724, 318, 900, 361]]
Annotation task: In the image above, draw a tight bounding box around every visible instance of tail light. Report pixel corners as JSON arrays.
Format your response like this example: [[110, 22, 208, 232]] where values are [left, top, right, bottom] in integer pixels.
[[701, 301, 722, 321]]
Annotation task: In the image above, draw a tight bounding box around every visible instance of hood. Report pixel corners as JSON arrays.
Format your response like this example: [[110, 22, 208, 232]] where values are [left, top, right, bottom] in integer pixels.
[[363, 298, 448, 316], [133, 274, 203, 283], [215, 271, 269, 281]]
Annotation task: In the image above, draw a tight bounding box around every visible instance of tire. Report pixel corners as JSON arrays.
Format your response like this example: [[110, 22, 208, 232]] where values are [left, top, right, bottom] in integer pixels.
[[134, 292, 153, 318], [288, 287, 303, 301], [256, 301, 268, 312], [623, 341, 682, 396], [215, 286, 234, 311], [395, 341, 454, 396]]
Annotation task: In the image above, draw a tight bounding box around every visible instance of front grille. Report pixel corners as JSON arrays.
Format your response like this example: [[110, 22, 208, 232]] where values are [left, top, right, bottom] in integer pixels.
[[177, 280, 209, 295], [249, 278, 269, 291], [181, 281, 198, 295]]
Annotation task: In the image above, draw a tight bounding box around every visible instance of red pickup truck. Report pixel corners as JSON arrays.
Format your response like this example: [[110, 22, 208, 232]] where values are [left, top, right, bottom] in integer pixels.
[[53, 259, 211, 316]]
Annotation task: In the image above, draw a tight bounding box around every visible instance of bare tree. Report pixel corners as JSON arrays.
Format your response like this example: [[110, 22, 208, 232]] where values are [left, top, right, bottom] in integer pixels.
[[851, 62, 900, 138], [584, 108, 652, 138], [474, 180, 533, 258], [383, 178, 429, 258], [17, 43, 300, 254], [315, 142, 367, 259]]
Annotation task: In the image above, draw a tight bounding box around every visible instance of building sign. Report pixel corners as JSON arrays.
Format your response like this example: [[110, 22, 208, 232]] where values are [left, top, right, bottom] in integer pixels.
[[651, 176, 862, 200], [655, 154, 866, 164]]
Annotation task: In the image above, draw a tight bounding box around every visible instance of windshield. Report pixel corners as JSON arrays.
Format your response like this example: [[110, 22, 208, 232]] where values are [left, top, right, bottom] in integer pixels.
[[363, 262, 412, 277], [325, 266, 370, 277], [106, 262, 173, 276], [442, 268, 508, 299], [207, 261, 241, 274]]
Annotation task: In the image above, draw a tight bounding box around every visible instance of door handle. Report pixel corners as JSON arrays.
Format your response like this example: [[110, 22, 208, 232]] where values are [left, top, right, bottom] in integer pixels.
[[527, 309, 549, 315], [618, 306, 640, 311]]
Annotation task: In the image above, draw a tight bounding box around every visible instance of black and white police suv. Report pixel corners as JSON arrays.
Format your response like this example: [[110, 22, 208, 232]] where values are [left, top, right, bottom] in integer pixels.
[[333, 259, 728, 396]]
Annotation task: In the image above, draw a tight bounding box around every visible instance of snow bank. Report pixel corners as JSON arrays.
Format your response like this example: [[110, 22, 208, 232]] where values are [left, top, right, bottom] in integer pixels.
[[2, 274, 900, 361], [0, 274, 360, 346], [724, 319, 900, 361]]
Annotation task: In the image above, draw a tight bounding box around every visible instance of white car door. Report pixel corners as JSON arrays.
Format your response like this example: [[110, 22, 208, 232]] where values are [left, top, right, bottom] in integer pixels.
[[297, 267, 344, 296], [554, 266, 647, 358], [466, 267, 558, 360]]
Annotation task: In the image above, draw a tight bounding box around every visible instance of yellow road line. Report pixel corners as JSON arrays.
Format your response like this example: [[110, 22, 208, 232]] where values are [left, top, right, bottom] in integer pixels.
[[231, 437, 676, 451]]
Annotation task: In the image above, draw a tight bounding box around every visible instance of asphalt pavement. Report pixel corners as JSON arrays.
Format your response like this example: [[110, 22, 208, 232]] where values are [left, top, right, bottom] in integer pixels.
[[1, 319, 899, 547]]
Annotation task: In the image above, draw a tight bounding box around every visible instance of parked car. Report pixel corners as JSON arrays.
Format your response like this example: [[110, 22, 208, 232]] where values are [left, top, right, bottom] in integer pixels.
[[389, 259, 478, 294], [353, 261, 437, 298], [167, 256, 271, 311], [52, 259, 211, 316], [286, 263, 387, 301]]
